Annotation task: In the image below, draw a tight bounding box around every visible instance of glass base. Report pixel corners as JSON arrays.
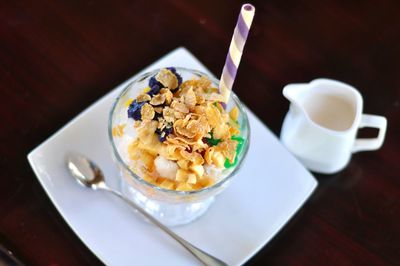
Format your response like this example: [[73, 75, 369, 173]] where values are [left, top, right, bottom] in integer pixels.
[[121, 182, 215, 227]]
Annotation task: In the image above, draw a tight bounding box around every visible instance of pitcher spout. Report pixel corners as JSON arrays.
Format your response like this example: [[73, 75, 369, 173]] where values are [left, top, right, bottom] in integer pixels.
[[282, 83, 310, 104]]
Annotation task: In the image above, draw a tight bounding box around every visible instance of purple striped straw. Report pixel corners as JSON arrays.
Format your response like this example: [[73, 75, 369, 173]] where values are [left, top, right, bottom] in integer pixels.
[[219, 3, 255, 103]]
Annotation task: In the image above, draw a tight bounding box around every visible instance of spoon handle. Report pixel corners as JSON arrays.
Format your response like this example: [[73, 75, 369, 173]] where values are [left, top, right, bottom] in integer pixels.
[[100, 184, 227, 266]]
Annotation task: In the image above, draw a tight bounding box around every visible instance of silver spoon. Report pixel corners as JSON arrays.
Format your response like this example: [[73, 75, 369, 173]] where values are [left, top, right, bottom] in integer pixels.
[[66, 153, 227, 266]]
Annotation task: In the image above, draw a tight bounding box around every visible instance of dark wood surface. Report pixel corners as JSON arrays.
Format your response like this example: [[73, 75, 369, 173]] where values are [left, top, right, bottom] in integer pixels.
[[1, 0, 399, 265]]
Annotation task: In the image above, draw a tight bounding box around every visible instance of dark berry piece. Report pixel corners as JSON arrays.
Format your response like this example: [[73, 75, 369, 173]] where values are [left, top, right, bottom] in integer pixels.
[[153, 112, 163, 120], [166, 67, 176, 73], [148, 76, 164, 94], [155, 126, 173, 142], [164, 126, 173, 135], [155, 128, 165, 142], [127, 100, 145, 121], [148, 84, 161, 96], [177, 73, 182, 86], [149, 76, 158, 87], [157, 130, 167, 142]]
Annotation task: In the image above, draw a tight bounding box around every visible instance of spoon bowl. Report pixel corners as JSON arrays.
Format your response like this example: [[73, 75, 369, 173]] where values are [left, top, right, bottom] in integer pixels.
[[67, 154, 104, 189]]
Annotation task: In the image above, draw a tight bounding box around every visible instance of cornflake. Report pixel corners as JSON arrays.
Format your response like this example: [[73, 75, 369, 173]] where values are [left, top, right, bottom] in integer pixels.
[[160, 88, 173, 104], [182, 87, 197, 109], [141, 103, 155, 121], [156, 69, 178, 90], [137, 94, 151, 103], [171, 100, 189, 113], [163, 107, 175, 123], [150, 94, 166, 106], [174, 111, 186, 119], [154, 107, 163, 114]]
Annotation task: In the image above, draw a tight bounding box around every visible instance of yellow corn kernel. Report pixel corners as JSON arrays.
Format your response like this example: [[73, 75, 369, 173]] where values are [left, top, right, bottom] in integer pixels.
[[177, 159, 191, 170], [176, 182, 193, 191], [176, 169, 190, 182], [229, 106, 239, 121], [212, 151, 225, 168], [112, 124, 126, 137], [187, 173, 197, 184], [142, 87, 151, 94], [189, 164, 204, 178], [159, 179, 175, 190], [141, 151, 155, 171], [198, 177, 215, 187], [124, 98, 134, 108]]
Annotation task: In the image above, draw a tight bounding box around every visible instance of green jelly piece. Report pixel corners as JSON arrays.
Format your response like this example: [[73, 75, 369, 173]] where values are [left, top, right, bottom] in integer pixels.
[[231, 135, 244, 144], [205, 130, 222, 146], [224, 156, 237, 168], [224, 136, 245, 168], [206, 137, 221, 146]]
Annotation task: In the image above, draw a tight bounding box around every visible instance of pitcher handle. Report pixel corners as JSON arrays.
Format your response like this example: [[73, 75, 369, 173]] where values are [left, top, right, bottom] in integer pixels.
[[352, 114, 387, 153]]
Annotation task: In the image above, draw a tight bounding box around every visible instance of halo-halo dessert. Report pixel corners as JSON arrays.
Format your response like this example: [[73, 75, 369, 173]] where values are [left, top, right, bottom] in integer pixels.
[[109, 67, 249, 226]]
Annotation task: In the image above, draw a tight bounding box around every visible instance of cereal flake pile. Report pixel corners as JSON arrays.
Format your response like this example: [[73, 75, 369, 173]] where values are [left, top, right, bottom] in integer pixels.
[[113, 67, 244, 191]]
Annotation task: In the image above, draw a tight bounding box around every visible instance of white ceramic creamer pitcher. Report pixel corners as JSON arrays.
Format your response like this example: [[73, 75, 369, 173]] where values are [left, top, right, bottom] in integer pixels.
[[280, 79, 387, 174]]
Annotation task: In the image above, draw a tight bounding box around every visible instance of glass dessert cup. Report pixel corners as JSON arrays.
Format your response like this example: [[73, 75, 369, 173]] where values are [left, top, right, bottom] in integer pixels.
[[108, 68, 250, 226]]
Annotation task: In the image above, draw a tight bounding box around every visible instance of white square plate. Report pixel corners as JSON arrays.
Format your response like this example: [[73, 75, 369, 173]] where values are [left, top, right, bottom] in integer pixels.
[[28, 47, 317, 266]]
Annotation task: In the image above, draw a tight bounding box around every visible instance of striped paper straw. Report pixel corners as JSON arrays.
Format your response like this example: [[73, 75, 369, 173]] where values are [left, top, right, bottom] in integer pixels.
[[219, 3, 255, 103]]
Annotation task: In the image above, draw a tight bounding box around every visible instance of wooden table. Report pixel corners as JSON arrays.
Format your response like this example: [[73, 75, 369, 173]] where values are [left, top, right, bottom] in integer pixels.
[[1, 0, 399, 265]]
